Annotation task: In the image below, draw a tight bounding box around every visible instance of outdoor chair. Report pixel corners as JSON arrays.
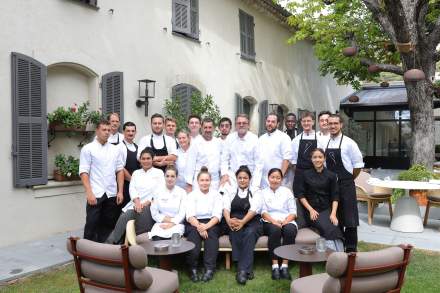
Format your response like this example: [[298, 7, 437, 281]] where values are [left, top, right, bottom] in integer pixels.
[[67, 237, 179, 293], [290, 244, 413, 293], [355, 171, 393, 225], [423, 189, 440, 227]]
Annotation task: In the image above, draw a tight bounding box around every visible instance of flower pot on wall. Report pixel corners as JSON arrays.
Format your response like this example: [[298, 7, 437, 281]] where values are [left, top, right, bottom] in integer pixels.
[[49, 122, 86, 132], [409, 189, 428, 206], [53, 170, 79, 181], [342, 47, 357, 57]]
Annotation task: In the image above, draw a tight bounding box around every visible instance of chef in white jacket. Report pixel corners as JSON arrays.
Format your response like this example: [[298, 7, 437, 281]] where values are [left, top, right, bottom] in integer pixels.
[[149, 165, 187, 239]]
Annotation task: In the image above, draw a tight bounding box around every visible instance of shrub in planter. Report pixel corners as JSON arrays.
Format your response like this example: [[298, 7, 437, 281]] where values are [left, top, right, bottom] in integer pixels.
[[398, 164, 434, 205], [48, 101, 102, 130], [54, 154, 80, 181]]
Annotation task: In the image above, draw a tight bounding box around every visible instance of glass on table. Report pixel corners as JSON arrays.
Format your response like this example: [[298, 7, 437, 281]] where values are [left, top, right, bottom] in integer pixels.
[[171, 233, 181, 247], [315, 237, 326, 252]]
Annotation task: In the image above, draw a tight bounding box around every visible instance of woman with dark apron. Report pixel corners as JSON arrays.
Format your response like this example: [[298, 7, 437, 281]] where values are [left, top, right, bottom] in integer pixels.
[[223, 165, 262, 285], [295, 148, 344, 251]]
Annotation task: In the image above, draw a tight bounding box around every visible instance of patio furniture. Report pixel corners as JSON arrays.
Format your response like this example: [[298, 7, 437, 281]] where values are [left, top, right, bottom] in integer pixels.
[[290, 244, 413, 293], [369, 179, 440, 232], [274, 244, 333, 278], [67, 237, 179, 293], [355, 171, 393, 225], [423, 189, 440, 227]]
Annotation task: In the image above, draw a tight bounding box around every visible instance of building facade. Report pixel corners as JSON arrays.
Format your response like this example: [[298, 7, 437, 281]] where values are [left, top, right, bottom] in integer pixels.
[[0, 0, 351, 247]]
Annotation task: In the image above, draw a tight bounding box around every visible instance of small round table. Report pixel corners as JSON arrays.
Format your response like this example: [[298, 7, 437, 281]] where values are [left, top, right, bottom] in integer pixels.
[[139, 239, 195, 271], [368, 179, 440, 233], [274, 244, 333, 278]]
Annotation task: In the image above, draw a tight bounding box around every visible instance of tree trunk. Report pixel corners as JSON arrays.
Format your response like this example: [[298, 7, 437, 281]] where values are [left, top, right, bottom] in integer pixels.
[[405, 81, 435, 169]]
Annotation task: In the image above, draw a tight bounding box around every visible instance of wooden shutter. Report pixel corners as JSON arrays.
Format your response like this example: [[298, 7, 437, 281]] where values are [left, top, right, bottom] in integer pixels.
[[239, 10, 255, 60], [247, 14, 255, 58], [102, 71, 124, 123], [189, 0, 199, 39], [172, 0, 191, 35], [11, 52, 48, 187], [239, 10, 247, 57], [258, 100, 269, 136], [235, 94, 244, 116], [172, 84, 200, 118]]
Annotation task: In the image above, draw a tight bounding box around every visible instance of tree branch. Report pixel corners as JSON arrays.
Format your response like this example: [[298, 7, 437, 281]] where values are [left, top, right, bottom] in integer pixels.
[[362, 0, 396, 41], [429, 17, 440, 47], [360, 58, 404, 75], [434, 51, 440, 62], [415, 0, 429, 47]]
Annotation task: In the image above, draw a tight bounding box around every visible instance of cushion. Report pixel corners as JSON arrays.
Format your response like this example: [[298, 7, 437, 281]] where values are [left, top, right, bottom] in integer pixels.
[[255, 236, 269, 249], [295, 200, 308, 229], [290, 273, 328, 293], [353, 247, 404, 276], [326, 252, 348, 278], [81, 260, 153, 290], [323, 270, 399, 293], [295, 228, 320, 245], [219, 235, 231, 248], [145, 267, 179, 293], [428, 194, 440, 202]]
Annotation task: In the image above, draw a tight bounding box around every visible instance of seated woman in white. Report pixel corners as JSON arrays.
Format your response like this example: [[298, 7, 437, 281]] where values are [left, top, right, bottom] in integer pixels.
[[149, 165, 186, 240]]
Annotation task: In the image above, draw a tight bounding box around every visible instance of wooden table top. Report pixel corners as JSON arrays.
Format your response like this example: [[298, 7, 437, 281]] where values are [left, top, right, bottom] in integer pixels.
[[139, 239, 195, 256], [274, 244, 333, 263]]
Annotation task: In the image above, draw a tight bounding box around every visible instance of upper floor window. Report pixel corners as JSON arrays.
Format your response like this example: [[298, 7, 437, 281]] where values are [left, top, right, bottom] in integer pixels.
[[73, 0, 99, 8], [172, 0, 199, 40], [239, 9, 256, 61]]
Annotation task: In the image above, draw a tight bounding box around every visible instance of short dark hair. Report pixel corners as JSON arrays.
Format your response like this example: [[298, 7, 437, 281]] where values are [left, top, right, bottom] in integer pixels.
[[219, 117, 232, 126], [202, 117, 215, 126], [151, 113, 164, 123], [268, 168, 283, 178], [123, 121, 136, 130], [187, 114, 201, 124], [106, 112, 120, 121], [165, 165, 178, 176], [300, 111, 315, 121], [96, 119, 111, 129], [286, 113, 296, 119], [318, 111, 332, 119], [165, 117, 177, 124], [328, 113, 344, 124], [310, 148, 326, 158], [266, 112, 279, 123], [140, 147, 155, 159], [235, 113, 250, 121]]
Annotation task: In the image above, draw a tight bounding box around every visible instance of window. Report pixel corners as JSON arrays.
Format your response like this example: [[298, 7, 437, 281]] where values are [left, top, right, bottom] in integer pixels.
[[102, 72, 124, 123], [172, 0, 199, 40], [172, 83, 200, 118], [239, 9, 256, 61], [258, 100, 269, 135], [72, 0, 98, 8], [11, 52, 48, 187]]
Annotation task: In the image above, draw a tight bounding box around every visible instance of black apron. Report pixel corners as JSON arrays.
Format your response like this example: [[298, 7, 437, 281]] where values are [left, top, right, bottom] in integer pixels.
[[325, 135, 359, 227], [110, 133, 120, 145], [150, 135, 169, 172], [122, 141, 140, 206], [293, 132, 317, 194], [230, 189, 260, 227]]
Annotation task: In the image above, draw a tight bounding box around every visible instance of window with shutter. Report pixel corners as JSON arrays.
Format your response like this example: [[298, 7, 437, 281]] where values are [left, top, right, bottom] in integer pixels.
[[258, 100, 269, 136], [11, 52, 48, 187], [239, 9, 256, 61], [235, 94, 244, 116], [72, 0, 99, 8], [172, 0, 199, 40], [172, 83, 201, 118], [102, 72, 124, 124]]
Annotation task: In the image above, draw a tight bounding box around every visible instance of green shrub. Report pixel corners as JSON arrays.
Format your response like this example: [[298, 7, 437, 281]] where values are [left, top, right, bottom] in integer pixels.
[[398, 164, 433, 181], [48, 101, 102, 129], [54, 154, 79, 178]]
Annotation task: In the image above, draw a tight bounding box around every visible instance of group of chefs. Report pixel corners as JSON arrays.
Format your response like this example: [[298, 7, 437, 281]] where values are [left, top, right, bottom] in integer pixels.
[[79, 109, 364, 284]]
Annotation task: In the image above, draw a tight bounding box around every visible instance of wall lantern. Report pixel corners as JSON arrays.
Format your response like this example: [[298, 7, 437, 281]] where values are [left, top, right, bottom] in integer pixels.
[[136, 79, 156, 116]]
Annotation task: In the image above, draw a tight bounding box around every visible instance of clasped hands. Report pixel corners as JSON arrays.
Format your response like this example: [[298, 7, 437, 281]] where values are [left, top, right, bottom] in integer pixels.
[[227, 218, 245, 231], [271, 218, 291, 228]]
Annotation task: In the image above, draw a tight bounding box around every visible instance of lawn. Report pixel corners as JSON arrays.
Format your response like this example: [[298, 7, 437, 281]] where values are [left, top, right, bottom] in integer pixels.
[[1, 242, 439, 293]]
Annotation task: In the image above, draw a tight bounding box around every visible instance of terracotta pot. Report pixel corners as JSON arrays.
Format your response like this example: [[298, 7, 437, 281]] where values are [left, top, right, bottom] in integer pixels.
[[49, 123, 86, 132], [53, 170, 79, 181], [409, 189, 428, 206], [342, 47, 357, 57], [348, 95, 360, 103]]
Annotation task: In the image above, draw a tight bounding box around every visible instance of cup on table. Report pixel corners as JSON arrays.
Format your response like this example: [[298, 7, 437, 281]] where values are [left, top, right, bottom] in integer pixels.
[[171, 233, 181, 247], [315, 237, 326, 252]]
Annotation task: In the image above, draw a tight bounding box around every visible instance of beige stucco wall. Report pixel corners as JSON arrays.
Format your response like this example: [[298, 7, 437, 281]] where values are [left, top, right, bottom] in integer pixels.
[[0, 0, 351, 247]]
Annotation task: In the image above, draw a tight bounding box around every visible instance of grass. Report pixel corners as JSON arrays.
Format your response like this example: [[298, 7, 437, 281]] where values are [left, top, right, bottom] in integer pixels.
[[1, 242, 439, 293]]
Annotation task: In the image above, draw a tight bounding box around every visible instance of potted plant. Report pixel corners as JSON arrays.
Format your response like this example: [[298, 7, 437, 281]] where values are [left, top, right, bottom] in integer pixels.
[[53, 154, 80, 181], [48, 101, 102, 131], [398, 164, 433, 206]]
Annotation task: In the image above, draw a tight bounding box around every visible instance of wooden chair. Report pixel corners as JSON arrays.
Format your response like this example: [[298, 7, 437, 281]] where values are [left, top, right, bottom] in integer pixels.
[[291, 244, 413, 293], [355, 171, 393, 225], [67, 237, 179, 293], [423, 189, 440, 226]]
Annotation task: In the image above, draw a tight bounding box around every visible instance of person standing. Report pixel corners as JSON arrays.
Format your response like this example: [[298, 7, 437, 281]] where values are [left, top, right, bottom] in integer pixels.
[[107, 113, 124, 145], [187, 114, 202, 146], [119, 121, 140, 207], [317, 111, 331, 138], [137, 113, 177, 172], [165, 116, 179, 149], [175, 130, 191, 189], [220, 114, 263, 190], [185, 118, 223, 191], [284, 113, 298, 140], [258, 113, 292, 189], [79, 120, 124, 242], [325, 114, 364, 253], [219, 117, 232, 141]]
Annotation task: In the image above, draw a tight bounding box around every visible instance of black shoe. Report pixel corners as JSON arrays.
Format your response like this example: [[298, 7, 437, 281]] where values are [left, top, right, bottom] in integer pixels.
[[189, 268, 199, 283], [247, 271, 254, 280], [236, 271, 247, 285], [271, 268, 280, 280], [202, 269, 215, 282], [280, 267, 292, 280]]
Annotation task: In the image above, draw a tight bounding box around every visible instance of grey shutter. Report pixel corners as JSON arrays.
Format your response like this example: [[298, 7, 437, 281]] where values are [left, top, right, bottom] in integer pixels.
[[247, 14, 255, 58], [239, 10, 255, 60], [239, 10, 247, 57], [189, 0, 199, 39], [172, 84, 191, 118], [102, 71, 124, 123], [11, 52, 48, 187], [235, 94, 244, 116], [172, 0, 191, 35], [258, 100, 269, 136]]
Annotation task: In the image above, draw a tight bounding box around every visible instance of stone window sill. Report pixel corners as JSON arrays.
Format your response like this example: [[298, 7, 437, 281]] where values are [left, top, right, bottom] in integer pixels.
[[32, 180, 84, 198]]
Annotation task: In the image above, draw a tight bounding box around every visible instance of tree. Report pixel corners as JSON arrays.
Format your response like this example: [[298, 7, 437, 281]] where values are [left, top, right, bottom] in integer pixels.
[[285, 0, 439, 168]]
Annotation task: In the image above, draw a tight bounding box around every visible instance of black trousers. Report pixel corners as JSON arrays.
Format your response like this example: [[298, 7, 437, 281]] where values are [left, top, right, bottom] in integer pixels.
[[184, 219, 220, 270], [121, 181, 132, 208], [84, 194, 120, 242], [263, 222, 297, 260], [229, 221, 262, 273], [134, 205, 155, 235], [305, 208, 343, 240], [343, 227, 358, 253]]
